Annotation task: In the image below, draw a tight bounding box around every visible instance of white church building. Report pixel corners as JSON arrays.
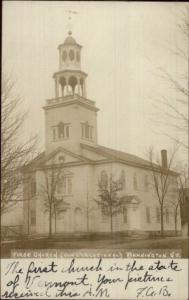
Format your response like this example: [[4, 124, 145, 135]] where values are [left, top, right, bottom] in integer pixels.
[[22, 31, 181, 236]]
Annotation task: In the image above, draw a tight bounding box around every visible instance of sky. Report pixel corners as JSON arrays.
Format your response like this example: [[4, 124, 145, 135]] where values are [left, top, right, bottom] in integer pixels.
[[2, 1, 188, 168]]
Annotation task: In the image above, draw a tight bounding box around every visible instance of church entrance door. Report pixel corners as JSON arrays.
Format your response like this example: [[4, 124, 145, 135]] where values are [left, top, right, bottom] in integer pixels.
[[74, 207, 84, 232], [129, 206, 141, 230]]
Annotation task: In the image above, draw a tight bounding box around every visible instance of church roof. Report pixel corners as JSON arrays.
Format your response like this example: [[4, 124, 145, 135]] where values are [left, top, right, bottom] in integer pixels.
[[58, 32, 82, 49], [22, 143, 178, 176], [64, 35, 77, 45], [80, 144, 178, 175], [82, 144, 152, 167]]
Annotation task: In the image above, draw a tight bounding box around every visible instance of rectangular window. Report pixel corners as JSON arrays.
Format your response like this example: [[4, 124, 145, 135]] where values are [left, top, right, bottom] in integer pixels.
[[63, 177, 66, 194], [133, 174, 138, 191], [102, 208, 109, 222], [144, 175, 149, 192], [57, 179, 62, 194], [52, 127, 56, 141], [30, 209, 36, 226], [90, 126, 93, 139], [68, 177, 72, 194], [86, 124, 89, 138], [57, 123, 70, 140], [165, 209, 169, 224], [81, 123, 85, 137], [65, 125, 69, 138], [57, 176, 72, 195], [156, 207, 160, 223], [123, 207, 127, 224], [146, 206, 151, 223], [81, 122, 93, 140]]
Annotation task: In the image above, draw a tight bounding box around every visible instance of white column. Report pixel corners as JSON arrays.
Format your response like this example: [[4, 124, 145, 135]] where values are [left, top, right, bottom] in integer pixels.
[[55, 77, 59, 98], [77, 76, 81, 95], [66, 77, 69, 96], [83, 80, 86, 98]]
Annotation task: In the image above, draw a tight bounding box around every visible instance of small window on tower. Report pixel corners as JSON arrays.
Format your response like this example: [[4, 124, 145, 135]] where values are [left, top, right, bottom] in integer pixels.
[[62, 50, 67, 61], [81, 123, 85, 138], [85, 122, 89, 139], [69, 50, 75, 61], [90, 127, 93, 139], [81, 122, 93, 140], [65, 125, 69, 138], [58, 122, 64, 139], [76, 51, 80, 62], [57, 122, 70, 140]]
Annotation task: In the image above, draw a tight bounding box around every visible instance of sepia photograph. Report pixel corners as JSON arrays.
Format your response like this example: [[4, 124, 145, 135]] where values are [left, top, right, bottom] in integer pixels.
[[1, 2, 189, 295]]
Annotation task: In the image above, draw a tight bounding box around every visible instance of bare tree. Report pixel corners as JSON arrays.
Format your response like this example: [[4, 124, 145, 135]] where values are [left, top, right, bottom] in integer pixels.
[[41, 163, 68, 237], [153, 4, 189, 150], [1, 72, 38, 215], [148, 147, 178, 236], [95, 172, 124, 235], [178, 171, 189, 233]]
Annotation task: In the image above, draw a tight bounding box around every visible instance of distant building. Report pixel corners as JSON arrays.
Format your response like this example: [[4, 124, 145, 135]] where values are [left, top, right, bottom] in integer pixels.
[[22, 32, 181, 236]]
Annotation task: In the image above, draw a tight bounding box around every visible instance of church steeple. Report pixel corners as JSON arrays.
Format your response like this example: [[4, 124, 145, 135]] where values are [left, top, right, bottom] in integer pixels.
[[53, 31, 87, 98], [44, 32, 99, 154]]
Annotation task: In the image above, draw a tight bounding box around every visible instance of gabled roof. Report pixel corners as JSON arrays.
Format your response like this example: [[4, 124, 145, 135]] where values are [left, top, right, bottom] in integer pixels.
[[22, 147, 94, 172], [81, 143, 178, 175], [22, 143, 178, 176]]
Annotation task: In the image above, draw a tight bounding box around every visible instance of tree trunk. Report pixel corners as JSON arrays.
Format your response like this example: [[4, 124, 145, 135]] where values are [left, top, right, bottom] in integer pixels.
[[54, 210, 57, 235], [174, 212, 178, 236], [86, 207, 89, 233], [49, 205, 52, 238], [110, 205, 113, 236], [160, 206, 164, 237], [27, 199, 30, 235]]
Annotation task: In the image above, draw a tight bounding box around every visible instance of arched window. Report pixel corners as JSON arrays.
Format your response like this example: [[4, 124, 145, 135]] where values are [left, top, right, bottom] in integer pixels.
[[59, 77, 66, 96], [68, 76, 77, 94], [101, 170, 108, 188], [133, 173, 138, 191]]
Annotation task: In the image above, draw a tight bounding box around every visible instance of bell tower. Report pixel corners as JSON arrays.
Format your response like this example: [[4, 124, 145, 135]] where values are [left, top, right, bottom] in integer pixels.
[[44, 31, 99, 154], [54, 30, 87, 98]]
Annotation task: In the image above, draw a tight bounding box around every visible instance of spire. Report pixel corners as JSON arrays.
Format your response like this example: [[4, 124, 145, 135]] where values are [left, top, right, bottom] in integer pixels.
[[66, 10, 78, 37]]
